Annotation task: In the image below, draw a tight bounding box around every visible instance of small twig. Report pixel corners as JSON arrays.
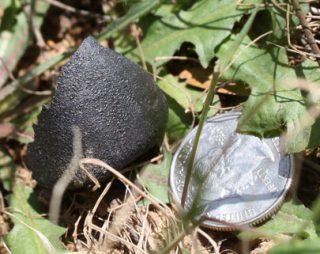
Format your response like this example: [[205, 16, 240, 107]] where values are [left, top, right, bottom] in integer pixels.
[[72, 214, 82, 243], [79, 162, 101, 191], [272, 0, 292, 13], [21, 1, 46, 49], [268, 41, 320, 58], [306, 14, 320, 20], [92, 181, 113, 216], [292, 0, 320, 64], [43, 0, 111, 21], [131, 24, 147, 71]]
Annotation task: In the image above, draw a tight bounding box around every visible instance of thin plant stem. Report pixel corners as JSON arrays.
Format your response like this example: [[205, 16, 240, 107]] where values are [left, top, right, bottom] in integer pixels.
[[49, 126, 82, 223], [180, 1, 261, 208], [181, 73, 219, 207]]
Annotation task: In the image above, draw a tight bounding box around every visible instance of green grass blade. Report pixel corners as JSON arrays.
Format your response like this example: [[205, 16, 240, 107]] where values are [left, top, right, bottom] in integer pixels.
[[0, 52, 70, 102], [219, 2, 260, 72], [181, 2, 260, 207]]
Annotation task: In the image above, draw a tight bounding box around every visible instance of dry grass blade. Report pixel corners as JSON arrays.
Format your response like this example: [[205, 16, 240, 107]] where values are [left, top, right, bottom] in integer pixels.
[[81, 188, 149, 254], [137, 205, 149, 249], [80, 158, 173, 217], [49, 126, 82, 223], [101, 196, 135, 250], [92, 181, 113, 215], [190, 230, 202, 254], [85, 221, 148, 254], [76, 158, 187, 253], [196, 228, 220, 254]]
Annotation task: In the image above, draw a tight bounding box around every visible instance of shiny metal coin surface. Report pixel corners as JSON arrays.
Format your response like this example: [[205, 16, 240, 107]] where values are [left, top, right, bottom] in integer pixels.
[[170, 112, 293, 230]]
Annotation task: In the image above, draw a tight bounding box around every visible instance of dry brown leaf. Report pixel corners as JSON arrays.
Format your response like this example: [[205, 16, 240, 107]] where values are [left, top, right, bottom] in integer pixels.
[[179, 68, 212, 90]]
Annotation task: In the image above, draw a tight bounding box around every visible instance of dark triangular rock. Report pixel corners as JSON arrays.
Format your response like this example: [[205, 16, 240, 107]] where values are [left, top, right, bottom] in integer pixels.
[[26, 36, 168, 189]]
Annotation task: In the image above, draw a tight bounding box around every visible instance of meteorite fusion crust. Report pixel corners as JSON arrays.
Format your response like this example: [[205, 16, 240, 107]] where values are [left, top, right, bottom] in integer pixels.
[[26, 36, 168, 189]]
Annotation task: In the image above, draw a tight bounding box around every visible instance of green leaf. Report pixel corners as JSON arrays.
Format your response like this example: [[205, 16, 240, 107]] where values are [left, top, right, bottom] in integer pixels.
[[1, 95, 50, 143], [166, 97, 192, 143], [5, 183, 66, 254], [157, 74, 214, 142], [217, 37, 310, 153], [296, 59, 320, 83], [140, 0, 243, 68], [310, 195, 320, 235], [0, 146, 15, 191], [11, 106, 42, 144], [138, 150, 172, 203], [158, 74, 193, 110], [153, 3, 177, 17], [113, 31, 136, 56], [157, 74, 206, 112], [240, 200, 317, 240], [0, 0, 49, 88], [294, 59, 320, 149], [268, 238, 320, 254]]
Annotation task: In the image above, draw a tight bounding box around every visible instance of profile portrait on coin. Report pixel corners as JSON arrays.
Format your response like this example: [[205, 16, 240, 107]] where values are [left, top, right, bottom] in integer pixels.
[[192, 130, 281, 204], [170, 112, 293, 229]]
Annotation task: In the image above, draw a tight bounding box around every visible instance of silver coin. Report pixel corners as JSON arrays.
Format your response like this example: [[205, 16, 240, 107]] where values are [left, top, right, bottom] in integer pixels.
[[170, 112, 293, 230]]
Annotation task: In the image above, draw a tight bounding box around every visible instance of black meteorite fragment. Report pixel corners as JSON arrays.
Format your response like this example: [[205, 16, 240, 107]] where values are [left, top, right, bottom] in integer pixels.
[[26, 36, 168, 189]]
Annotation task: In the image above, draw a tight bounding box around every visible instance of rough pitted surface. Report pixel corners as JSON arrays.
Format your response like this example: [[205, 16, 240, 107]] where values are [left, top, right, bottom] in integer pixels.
[[26, 36, 168, 189]]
